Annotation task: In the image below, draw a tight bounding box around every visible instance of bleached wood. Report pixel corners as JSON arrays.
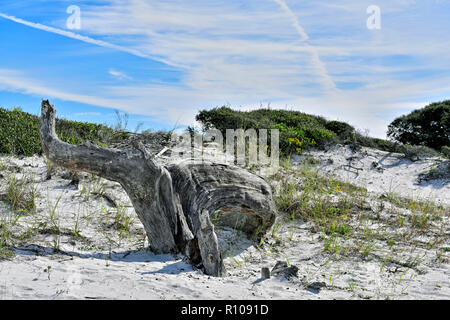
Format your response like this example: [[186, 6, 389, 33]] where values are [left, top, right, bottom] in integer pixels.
[[40, 100, 276, 276]]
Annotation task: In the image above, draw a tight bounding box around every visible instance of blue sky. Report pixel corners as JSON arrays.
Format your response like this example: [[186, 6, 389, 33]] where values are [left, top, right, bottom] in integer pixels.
[[1, 0, 449, 137]]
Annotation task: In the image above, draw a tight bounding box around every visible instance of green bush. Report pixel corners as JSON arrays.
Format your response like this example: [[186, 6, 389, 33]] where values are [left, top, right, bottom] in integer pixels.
[[324, 120, 355, 139], [196, 107, 339, 156], [387, 101, 450, 151], [196, 106, 445, 157], [0, 108, 41, 155], [442, 146, 450, 157], [0, 107, 121, 156], [348, 133, 401, 153]]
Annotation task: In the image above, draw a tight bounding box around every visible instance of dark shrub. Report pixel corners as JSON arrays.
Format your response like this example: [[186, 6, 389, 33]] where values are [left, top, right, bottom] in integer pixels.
[[0, 107, 120, 156], [325, 121, 355, 139], [196, 107, 336, 155], [442, 146, 450, 157], [387, 101, 450, 151]]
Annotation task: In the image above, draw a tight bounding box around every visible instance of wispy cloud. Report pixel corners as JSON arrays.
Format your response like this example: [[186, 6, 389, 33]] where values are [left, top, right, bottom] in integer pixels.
[[73, 112, 102, 117], [272, 0, 309, 41], [0, 68, 121, 109], [271, 0, 337, 92], [0, 12, 181, 68], [109, 69, 132, 81]]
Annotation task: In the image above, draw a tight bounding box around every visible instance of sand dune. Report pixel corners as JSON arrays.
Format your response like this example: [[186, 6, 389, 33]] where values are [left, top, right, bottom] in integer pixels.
[[0, 145, 448, 300]]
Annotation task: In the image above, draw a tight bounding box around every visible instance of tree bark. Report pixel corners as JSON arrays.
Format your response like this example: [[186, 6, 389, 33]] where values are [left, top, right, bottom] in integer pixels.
[[40, 100, 276, 276]]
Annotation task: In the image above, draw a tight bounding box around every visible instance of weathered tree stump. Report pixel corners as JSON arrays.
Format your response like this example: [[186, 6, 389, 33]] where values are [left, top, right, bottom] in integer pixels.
[[40, 100, 276, 276]]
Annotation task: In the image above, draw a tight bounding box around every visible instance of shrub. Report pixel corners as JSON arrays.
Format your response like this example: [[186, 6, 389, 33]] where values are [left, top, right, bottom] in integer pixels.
[[325, 120, 355, 139], [442, 146, 450, 157], [387, 101, 450, 151], [349, 132, 401, 153], [196, 107, 337, 155], [0, 107, 123, 156], [400, 144, 440, 161], [0, 107, 41, 155]]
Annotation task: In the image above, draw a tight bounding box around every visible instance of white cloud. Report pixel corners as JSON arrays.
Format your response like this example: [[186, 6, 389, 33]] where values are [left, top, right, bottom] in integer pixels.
[[109, 69, 132, 81], [0, 69, 122, 110], [73, 112, 102, 117], [271, 0, 337, 93], [0, 12, 181, 68]]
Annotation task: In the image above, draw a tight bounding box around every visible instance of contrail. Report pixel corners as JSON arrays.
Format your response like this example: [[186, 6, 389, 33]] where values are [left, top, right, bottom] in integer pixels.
[[0, 12, 180, 68], [271, 0, 336, 92], [272, 0, 309, 41]]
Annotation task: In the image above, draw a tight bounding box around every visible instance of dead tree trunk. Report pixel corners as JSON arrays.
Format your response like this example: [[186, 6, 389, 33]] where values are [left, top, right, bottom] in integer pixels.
[[40, 100, 276, 276]]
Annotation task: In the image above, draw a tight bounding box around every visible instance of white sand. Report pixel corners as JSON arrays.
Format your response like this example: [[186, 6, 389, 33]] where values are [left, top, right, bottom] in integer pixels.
[[293, 145, 450, 206], [0, 145, 448, 300]]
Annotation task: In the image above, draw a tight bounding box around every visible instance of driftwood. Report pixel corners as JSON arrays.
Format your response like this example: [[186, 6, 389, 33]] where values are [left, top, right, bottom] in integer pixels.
[[40, 100, 276, 276]]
